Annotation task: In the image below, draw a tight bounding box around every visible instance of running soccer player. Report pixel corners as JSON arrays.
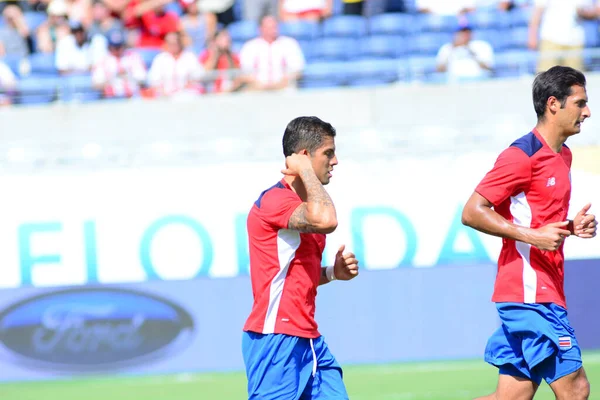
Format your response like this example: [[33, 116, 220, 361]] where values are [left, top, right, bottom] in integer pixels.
[[242, 116, 359, 400], [462, 66, 597, 400]]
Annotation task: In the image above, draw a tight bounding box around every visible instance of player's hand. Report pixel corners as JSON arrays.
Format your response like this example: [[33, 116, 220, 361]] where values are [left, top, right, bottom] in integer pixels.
[[281, 153, 313, 176], [531, 221, 571, 251], [573, 203, 597, 239], [333, 245, 359, 281]]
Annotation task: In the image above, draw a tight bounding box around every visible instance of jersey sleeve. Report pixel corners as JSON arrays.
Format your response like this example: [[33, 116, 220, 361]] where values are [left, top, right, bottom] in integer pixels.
[[475, 146, 532, 206], [259, 188, 303, 230]]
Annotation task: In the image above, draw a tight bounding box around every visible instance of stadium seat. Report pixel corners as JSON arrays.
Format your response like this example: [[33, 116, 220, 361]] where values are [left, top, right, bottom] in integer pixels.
[[506, 27, 529, 50], [468, 9, 511, 30], [358, 35, 408, 60], [369, 13, 415, 36], [299, 61, 347, 88], [583, 47, 600, 71], [407, 55, 440, 81], [583, 20, 600, 48], [228, 20, 258, 43], [310, 38, 358, 61], [416, 13, 459, 33], [321, 15, 368, 38], [16, 76, 58, 104], [408, 32, 452, 56], [297, 40, 313, 61], [135, 47, 161, 68], [1, 54, 23, 77], [164, 1, 183, 16], [509, 6, 533, 28], [494, 49, 536, 78], [23, 11, 47, 32], [346, 58, 400, 87], [279, 21, 320, 41], [28, 52, 57, 76], [58, 74, 102, 103], [186, 26, 207, 48], [472, 29, 509, 52]]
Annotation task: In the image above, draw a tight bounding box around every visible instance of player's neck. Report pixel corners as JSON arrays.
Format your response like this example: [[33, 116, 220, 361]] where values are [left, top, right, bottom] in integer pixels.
[[534, 123, 567, 153], [285, 176, 308, 200]]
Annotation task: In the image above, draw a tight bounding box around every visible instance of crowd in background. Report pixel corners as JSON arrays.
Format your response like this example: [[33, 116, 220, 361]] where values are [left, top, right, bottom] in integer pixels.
[[1, 0, 600, 105]]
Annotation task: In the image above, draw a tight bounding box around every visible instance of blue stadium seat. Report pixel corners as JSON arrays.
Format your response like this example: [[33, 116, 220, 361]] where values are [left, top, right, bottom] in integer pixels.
[[23, 11, 47, 32], [164, 1, 183, 16], [468, 9, 511, 30], [359, 35, 408, 60], [510, 6, 533, 28], [416, 14, 459, 33], [17, 76, 58, 104], [228, 20, 258, 42], [186, 26, 207, 48], [409, 32, 452, 56], [298, 40, 313, 61], [1, 54, 23, 77], [506, 27, 529, 50], [59, 73, 102, 102], [583, 20, 599, 48], [494, 49, 536, 78], [369, 13, 415, 36], [321, 15, 368, 38], [311, 38, 358, 61], [279, 21, 320, 41], [472, 29, 509, 52], [407, 55, 442, 82], [583, 47, 600, 71], [346, 58, 399, 87], [135, 47, 161, 68], [299, 61, 347, 89], [28, 52, 57, 76]]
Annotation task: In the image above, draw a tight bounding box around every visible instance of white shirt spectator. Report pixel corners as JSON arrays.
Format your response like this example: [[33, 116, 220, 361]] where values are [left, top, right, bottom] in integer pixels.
[[416, 0, 476, 15], [92, 50, 147, 98], [535, 0, 593, 47], [0, 60, 17, 104], [148, 50, 204, 96], [55, 34, 108, 73], [436, 40, 494, 82], [239, 36, 305, 86]]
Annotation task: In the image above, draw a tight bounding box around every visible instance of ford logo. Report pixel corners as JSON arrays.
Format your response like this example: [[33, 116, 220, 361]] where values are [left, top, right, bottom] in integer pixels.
[[0, 287, 194, 371]]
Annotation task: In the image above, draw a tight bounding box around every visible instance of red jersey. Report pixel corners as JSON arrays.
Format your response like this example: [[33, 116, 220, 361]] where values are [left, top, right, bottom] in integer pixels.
[[476, 129, 572, 308], [243, 179, 325, 338], [198, 50, 240, 93]]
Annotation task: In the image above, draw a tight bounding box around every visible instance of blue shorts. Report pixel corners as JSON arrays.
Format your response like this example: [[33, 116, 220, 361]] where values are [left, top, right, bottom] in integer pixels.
[[242, 332, 349, 400], [484, 302, 582, 385]]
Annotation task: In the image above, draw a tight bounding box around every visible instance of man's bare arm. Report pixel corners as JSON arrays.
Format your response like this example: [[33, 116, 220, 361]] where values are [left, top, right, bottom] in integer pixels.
[[288, 168, 337, 233]]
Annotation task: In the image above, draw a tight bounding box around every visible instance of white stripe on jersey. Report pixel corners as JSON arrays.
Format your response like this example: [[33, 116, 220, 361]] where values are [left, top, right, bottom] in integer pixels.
[[263, 229, 300, 333], [510, 191, 536, 303]]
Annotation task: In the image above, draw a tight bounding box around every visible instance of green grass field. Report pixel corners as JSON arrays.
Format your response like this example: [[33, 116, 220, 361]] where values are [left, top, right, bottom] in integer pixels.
[[2, 352, 600, 400]]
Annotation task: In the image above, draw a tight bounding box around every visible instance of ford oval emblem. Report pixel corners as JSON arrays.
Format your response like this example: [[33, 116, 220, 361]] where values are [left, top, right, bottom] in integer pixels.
[[0, 287, 194, 371]]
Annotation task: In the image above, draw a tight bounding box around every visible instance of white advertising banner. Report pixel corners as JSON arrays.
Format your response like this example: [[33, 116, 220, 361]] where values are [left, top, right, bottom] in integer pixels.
[[0, 153, 598, 289]]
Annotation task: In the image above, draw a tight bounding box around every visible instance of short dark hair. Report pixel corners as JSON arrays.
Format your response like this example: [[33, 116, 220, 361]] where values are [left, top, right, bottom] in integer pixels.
[[533, 65, 586, 120], [282, 116, 336, 157]]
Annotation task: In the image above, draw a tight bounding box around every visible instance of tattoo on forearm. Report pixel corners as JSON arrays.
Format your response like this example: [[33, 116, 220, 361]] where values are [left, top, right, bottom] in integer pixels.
[[287, 169, 336, 233]]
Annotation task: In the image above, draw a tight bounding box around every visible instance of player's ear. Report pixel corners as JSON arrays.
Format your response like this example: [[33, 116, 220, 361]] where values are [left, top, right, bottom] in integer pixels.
[[548, 96, 559, 113], [298, 149, 309, 156]]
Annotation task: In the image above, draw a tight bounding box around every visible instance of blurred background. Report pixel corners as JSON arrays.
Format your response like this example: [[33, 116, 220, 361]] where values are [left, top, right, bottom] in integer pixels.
[[1, 0, 600, 399]]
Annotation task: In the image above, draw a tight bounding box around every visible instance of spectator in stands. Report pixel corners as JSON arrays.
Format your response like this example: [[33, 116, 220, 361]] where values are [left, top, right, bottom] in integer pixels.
[[92, 28, 147, 98], [279, 0, 333, 22], [37, 0, 70, 53], [87, 0, 124, 38], [200, 28, 245, 93], [243, 0, 277, 23], [342, 0, 364, 15], [436, 22, 494, 83], [124, 0, 181, 48], [148, 30, 204, 97], [180, 0, 217, 46], [0, 5, 33, 57], [416, 0, 475, 15], [239, 15, 305, 91], [528, 0, 597, 73], [0, 59, 17, 106], [55, 20, 107, 74], [65, 0, 93, 27]]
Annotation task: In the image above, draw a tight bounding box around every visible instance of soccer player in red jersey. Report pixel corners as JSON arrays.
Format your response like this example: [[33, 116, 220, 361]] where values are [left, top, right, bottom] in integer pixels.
[[242, 116, 359, 400], [462, 66, 597, 400]]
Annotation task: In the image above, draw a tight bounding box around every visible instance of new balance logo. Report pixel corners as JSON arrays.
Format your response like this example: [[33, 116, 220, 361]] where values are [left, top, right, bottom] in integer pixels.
[[547, 177, 556, 187]]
